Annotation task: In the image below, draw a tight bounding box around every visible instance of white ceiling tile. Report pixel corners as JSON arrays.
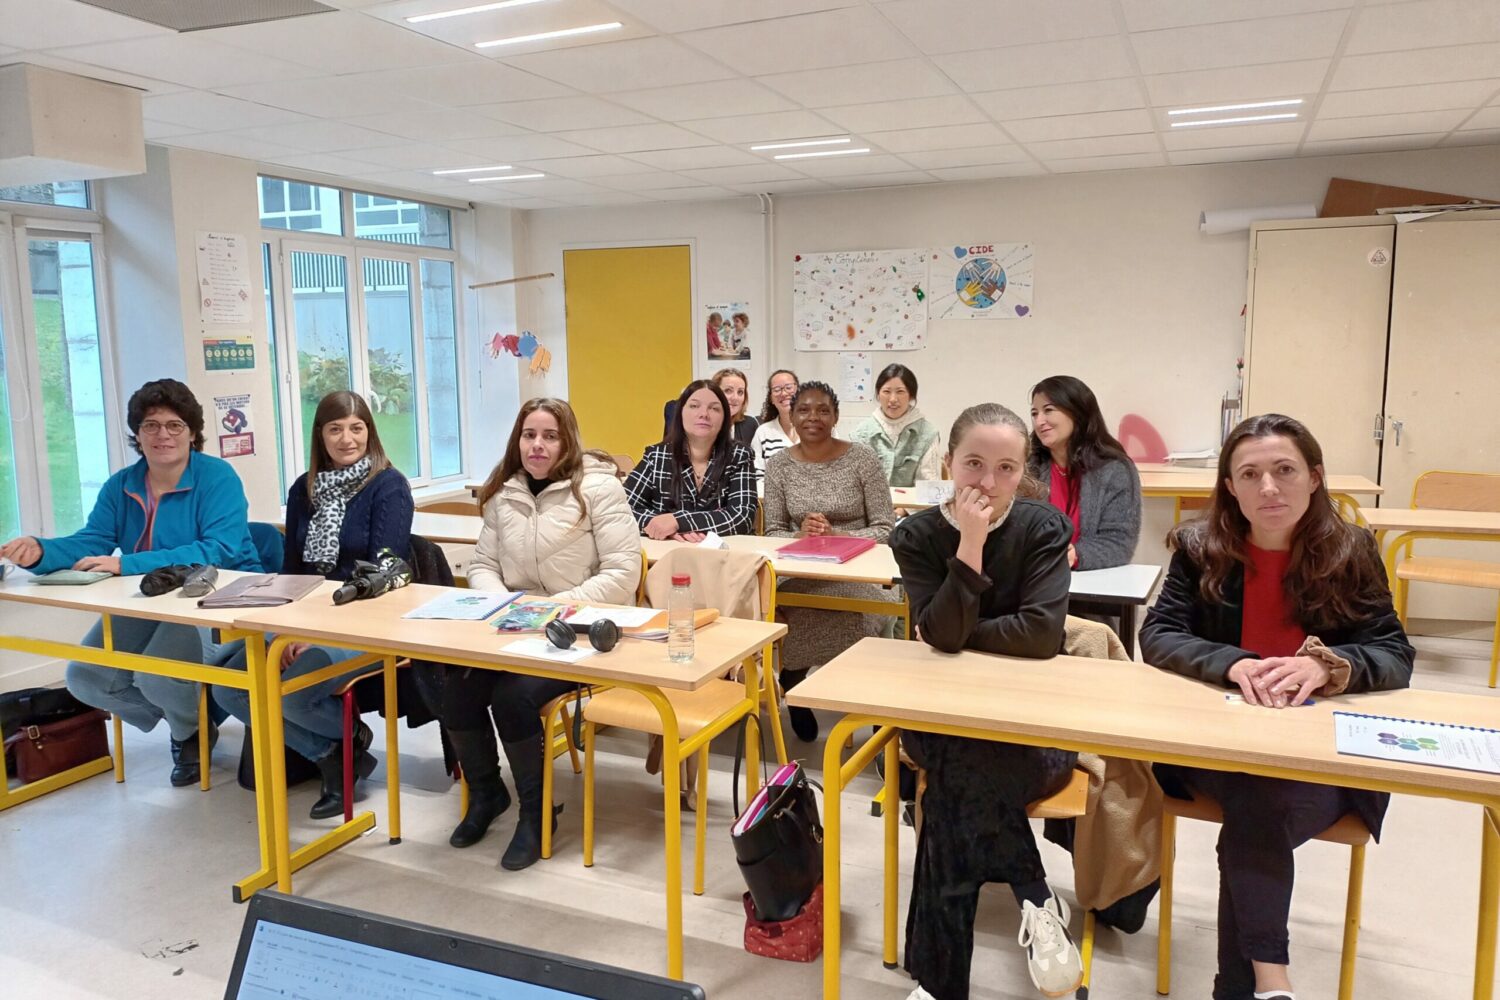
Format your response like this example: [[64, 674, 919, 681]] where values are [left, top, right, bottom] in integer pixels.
[[8, 53, 189, 96], [679, 110, 843, 144], [680, 7, 915, 76], [232, 120, 403, 153], [724, 178, 831, 194], [612, 80, 798, 120], [475, 96, 655, 132], [1166, 143, 1300, 164], [820, 170, 939, 190], [1024, 132, 1161, 158], [623, 146, 760, 170], [261, 152, 396, 177], [1003, 108, 1155, 143], [218, 77, 437, 118], [469, 177, 608, 197], [445, 134, 600, 160], [473, 195, 564, 209], [646, 186, 741, 201], [868, 123, 1010, 152], [972, 78, 1145, 121], [900, 145, 1029, 169], [818, 96, 987, 132], [1144, 60, 1328, 107], [347, 144, 498, 170], [552, 122, 712, 153], [0, 0, 169, 49], [548, 191, 653, 206], [211, 12, 472, 75], [339, 60, 576, 105], [604, 0, 857, 33], [49, 35, 324, 90], [781, 153, 916, 176], [878, 0, 1117, 55], [1162, 121, 1307, 149], [1045, 151, 1168, 171], [592, 172, 705, 191], [927, 163, 1047, 181], [1332, 43, 1500, 91], [1318, 80, 1500, 118], [526, 155, 658, 178], [1129, 11, 1349, 75], [142, 92, 313, 130], [1461, 106, 1500, 130], [1442, 127, 1500, 145], [349, 108, 524, 142], [499, 37, 737, 92], [1301, 133, 1448, 155], [934, 37, 1135, 91], [1347, 1, 1500, 55], [158, 132, 303, 161], [677, 163, 808, 185], [142, 120, 196, 140], [377, 0, 651, 53], [1120, 0, 1353, 32], [758, 58, 958, 107], [1306, 109, 1469, 141]]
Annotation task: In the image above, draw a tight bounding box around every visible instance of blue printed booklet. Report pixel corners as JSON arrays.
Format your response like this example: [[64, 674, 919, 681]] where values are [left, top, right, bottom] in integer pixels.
[[402, 590, 521, 621]]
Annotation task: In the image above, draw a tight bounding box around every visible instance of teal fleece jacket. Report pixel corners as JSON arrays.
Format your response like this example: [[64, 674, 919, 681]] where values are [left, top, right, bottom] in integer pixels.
[[30, 451, 262, 575]]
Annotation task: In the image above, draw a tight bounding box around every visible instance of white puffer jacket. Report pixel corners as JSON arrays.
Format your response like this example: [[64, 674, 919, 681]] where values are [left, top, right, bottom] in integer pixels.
[[468, 455, 641, 605]]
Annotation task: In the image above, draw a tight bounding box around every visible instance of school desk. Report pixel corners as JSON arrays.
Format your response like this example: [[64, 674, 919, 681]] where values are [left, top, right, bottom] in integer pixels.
[[789, 636, 1500, 1000], [1358, 506, 1500, 583], [230, 583, 784, 980]]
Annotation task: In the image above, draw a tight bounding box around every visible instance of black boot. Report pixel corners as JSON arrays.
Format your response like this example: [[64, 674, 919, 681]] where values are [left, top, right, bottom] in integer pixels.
[[309, 720, 377, 820], [169, 722, 218, 787], [448, 727, 511, 848], [500, 733, 560, 871], [782, 669, 819, 742]]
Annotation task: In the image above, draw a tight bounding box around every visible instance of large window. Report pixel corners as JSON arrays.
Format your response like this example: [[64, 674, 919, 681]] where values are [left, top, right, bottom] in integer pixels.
[[0, 182, 90, 209], [260, 177, 464, 485], [258, 178, 341, 235]]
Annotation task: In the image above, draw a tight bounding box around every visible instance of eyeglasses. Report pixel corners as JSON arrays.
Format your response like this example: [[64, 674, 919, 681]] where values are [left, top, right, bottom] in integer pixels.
[[770, 384, 799, 396], [138, 420, 189, 437]]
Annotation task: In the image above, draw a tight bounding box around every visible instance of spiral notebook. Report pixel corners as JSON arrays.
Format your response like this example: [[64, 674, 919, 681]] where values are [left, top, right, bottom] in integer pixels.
[[1333, 711, 1500, 775]]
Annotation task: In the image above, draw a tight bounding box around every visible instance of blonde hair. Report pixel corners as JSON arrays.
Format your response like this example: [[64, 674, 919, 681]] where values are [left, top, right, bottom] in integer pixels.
[[711, 367, 750, 422]]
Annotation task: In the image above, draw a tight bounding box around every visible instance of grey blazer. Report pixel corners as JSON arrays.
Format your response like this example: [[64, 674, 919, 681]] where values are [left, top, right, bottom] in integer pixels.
[[1028, 455, 1142, 569]]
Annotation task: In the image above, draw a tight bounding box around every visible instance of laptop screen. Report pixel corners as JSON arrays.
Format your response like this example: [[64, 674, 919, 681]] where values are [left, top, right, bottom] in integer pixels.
[[225, 892, 704, 1000]]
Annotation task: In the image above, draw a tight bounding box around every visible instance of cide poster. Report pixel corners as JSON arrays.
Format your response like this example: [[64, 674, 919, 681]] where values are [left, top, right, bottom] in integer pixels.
[[927, 243, 1034, 320]]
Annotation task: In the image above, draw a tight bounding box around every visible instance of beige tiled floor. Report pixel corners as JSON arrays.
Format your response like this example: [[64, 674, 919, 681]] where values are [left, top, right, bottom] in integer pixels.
[[0, 633, 1493, 999]]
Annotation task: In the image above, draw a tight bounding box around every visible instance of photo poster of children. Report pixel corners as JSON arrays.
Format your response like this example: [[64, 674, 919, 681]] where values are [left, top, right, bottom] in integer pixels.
[[705, 302, 752, 362]]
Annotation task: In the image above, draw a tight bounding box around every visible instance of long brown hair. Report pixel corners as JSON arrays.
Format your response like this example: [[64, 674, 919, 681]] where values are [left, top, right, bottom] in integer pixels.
[[478, 397, 589, 522], [711, 367, 750, 423], [1168, 413, 1389, 631], [306, 391, 392, 500]]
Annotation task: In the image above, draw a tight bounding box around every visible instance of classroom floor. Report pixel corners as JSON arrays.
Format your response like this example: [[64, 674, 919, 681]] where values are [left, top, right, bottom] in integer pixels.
[[0, 631, 1492, 999]]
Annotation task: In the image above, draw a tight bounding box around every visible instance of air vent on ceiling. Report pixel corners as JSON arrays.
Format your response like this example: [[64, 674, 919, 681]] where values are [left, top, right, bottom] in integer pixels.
[[77, 0, 335, 32]]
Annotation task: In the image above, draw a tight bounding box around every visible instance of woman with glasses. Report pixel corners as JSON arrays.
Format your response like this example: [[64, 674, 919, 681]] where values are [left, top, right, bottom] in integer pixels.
[[0, 379, 262, 787], [749, 369, 800, 479]]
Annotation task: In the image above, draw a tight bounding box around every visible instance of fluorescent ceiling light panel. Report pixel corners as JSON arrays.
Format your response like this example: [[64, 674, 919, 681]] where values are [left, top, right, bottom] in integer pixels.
[[773, 147, 870, 160], [475, 22, 622, 48], [1168, 99, 1303, 116], [1170, 113, 1299, 128], [432, 165, 512, 175], [750, 136, 850, 151], [407, 0, 548, 24], [468, 172, 546, 181]]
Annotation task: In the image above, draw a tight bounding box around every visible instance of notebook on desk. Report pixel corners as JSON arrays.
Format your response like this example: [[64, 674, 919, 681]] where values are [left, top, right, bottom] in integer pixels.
[[1333, 711, 1500, 775], [224, 891, 706, 1000], [775, 535, 876, 564]]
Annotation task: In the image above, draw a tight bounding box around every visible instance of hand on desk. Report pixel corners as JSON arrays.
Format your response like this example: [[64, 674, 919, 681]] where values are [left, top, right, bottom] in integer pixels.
[[0, 536, 41, 567], [73, 555, 121, 575], [644, 513, 681, 540], [673, 531, 707, 543], [799, 513, 831, 537], [1228, 655, 1330, 708]]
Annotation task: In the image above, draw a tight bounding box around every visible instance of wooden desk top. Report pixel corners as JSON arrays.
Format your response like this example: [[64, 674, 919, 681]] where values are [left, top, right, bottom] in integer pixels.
[[1138, 469, 1382, 496], [787, 637, 1500, 801], [642, 535, 903, 586], [230, 583, 785, 691], [0, 570, 336, 629], [1359, 507, 1500, 535], [412, 511, 482, 544]]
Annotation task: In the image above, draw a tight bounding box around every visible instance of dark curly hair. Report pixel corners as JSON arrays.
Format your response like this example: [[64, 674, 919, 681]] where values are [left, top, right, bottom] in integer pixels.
[[791, 380, 839, 415], [126, 378, 206, 454]]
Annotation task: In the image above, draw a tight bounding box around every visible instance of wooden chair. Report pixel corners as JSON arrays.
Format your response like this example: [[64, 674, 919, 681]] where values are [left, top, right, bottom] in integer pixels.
[[417, 499, 480, 515], [1155, 793, 1371, 999], [1391, 471, 1500, 687]]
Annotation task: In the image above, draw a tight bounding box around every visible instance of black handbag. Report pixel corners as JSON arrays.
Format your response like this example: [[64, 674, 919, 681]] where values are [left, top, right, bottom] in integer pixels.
[[731, 723, 824, 922]]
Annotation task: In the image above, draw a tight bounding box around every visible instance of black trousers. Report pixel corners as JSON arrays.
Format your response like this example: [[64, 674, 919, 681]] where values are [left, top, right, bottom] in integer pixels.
[[903, 733, 1077, 1000], [1156, 765, 1357, 1000], [441, 667, 576, 742]]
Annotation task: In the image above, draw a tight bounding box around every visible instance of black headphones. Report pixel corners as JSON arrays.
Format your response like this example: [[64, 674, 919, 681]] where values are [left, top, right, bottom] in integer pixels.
[[545, 618, 622, 653]]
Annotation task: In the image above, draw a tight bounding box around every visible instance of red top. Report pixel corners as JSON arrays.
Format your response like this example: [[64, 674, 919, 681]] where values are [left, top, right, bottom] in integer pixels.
[[1241, 542, 1306, 657], [1047, 462, 1082, 544]]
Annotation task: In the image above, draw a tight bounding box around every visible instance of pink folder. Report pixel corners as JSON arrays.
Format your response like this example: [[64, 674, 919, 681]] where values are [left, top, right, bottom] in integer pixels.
[[775, 535, 876, 564]]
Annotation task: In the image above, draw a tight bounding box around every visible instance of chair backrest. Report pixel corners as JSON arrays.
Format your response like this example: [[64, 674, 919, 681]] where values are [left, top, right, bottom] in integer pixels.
[[418, 500, 480, 516], [249, 521, 284, 574], [642, 547, 770, 620], [1117, 413, 1168, 464], [1411, 471, 1500, 512], [407, 534, 455, 587]]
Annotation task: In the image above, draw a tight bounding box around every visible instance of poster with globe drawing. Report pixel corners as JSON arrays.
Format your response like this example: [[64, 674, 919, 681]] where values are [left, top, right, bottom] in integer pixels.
[[792, 248, 928, 351], [926, 243, 1034, 320]]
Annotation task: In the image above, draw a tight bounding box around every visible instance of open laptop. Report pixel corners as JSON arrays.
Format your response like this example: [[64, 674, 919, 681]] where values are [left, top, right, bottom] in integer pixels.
[[225, 891, 706, 1000]]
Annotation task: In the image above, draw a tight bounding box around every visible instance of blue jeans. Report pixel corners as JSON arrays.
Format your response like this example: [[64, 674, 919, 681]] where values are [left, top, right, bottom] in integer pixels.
[[213, 643, 369, 762], [65, 617, 211, 742]]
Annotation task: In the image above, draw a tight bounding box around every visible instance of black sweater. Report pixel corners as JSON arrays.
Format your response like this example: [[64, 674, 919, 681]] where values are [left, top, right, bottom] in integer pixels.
[[890, 498, 1072, 659]]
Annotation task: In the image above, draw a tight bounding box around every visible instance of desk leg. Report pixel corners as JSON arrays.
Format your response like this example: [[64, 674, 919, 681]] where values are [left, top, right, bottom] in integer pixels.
[[233, 634, 279, 902], [883, 736, 900, 970], [823, 717, 859, 1000], [652, 693, 685, 981], [1477, 805, 1499, 1000], [384, 655, 401, 845], [265, 640, 294, 894]]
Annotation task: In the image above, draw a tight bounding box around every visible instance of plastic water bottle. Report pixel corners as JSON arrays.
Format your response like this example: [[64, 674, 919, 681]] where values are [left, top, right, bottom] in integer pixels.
[[668, 573, 694, 663]]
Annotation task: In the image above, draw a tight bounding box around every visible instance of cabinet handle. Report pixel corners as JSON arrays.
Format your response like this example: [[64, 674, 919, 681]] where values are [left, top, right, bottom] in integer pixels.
[[1390, 417, 1403, 447]]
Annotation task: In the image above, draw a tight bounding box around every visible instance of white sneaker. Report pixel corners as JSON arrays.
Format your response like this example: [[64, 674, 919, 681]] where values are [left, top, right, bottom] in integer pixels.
[[904, 986, 938, 1000], [1018, 892, 1084, 997]]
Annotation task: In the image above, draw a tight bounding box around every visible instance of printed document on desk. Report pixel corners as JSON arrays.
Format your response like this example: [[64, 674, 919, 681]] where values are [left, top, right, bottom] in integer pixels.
[[1334, 711, 1500, 774], [403, 590, 520, 620]]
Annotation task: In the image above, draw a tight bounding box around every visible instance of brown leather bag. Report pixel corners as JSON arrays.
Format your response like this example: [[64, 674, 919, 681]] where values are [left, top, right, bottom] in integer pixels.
[[4, 709, 109, 783]]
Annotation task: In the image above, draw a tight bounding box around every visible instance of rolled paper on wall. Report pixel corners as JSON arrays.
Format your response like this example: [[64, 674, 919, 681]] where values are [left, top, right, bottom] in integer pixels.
[[1199, 203, 1317, 235]]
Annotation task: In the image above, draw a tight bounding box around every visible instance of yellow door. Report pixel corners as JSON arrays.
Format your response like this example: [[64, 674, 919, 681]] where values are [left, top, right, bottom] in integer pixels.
[[563, 245, 692, 460]]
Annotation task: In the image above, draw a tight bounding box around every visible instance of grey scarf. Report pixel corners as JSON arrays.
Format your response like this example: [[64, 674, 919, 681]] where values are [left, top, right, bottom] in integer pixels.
[[303, 456, 371, 574]]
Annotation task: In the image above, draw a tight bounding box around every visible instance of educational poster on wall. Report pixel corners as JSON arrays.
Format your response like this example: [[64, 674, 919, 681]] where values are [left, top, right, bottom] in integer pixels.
[[926, 243, 1034, 320], [214, 394, 255, 459], [195, 231, 253, 325], [792, 248, 927, 351], [203, 334, 256, 371], [838, 352, 872, 402], [705, 302, 752, 361]]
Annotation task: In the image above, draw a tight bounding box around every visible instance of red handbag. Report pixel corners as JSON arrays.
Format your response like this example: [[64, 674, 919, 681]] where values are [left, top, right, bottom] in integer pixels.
[[3, 709, 110, 783], [742, 882, 824, 962]]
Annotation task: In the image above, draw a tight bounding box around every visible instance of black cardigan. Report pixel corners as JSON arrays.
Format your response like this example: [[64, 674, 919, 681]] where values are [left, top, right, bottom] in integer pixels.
[[891, 498, 1072, 659]]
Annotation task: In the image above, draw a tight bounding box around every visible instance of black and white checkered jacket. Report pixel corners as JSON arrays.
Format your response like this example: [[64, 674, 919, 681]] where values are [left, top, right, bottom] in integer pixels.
[[622, 441, 757, 536]]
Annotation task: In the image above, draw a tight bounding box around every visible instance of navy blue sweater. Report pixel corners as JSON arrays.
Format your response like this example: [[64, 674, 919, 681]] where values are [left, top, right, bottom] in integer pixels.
[[283, 467, 414, 581]]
